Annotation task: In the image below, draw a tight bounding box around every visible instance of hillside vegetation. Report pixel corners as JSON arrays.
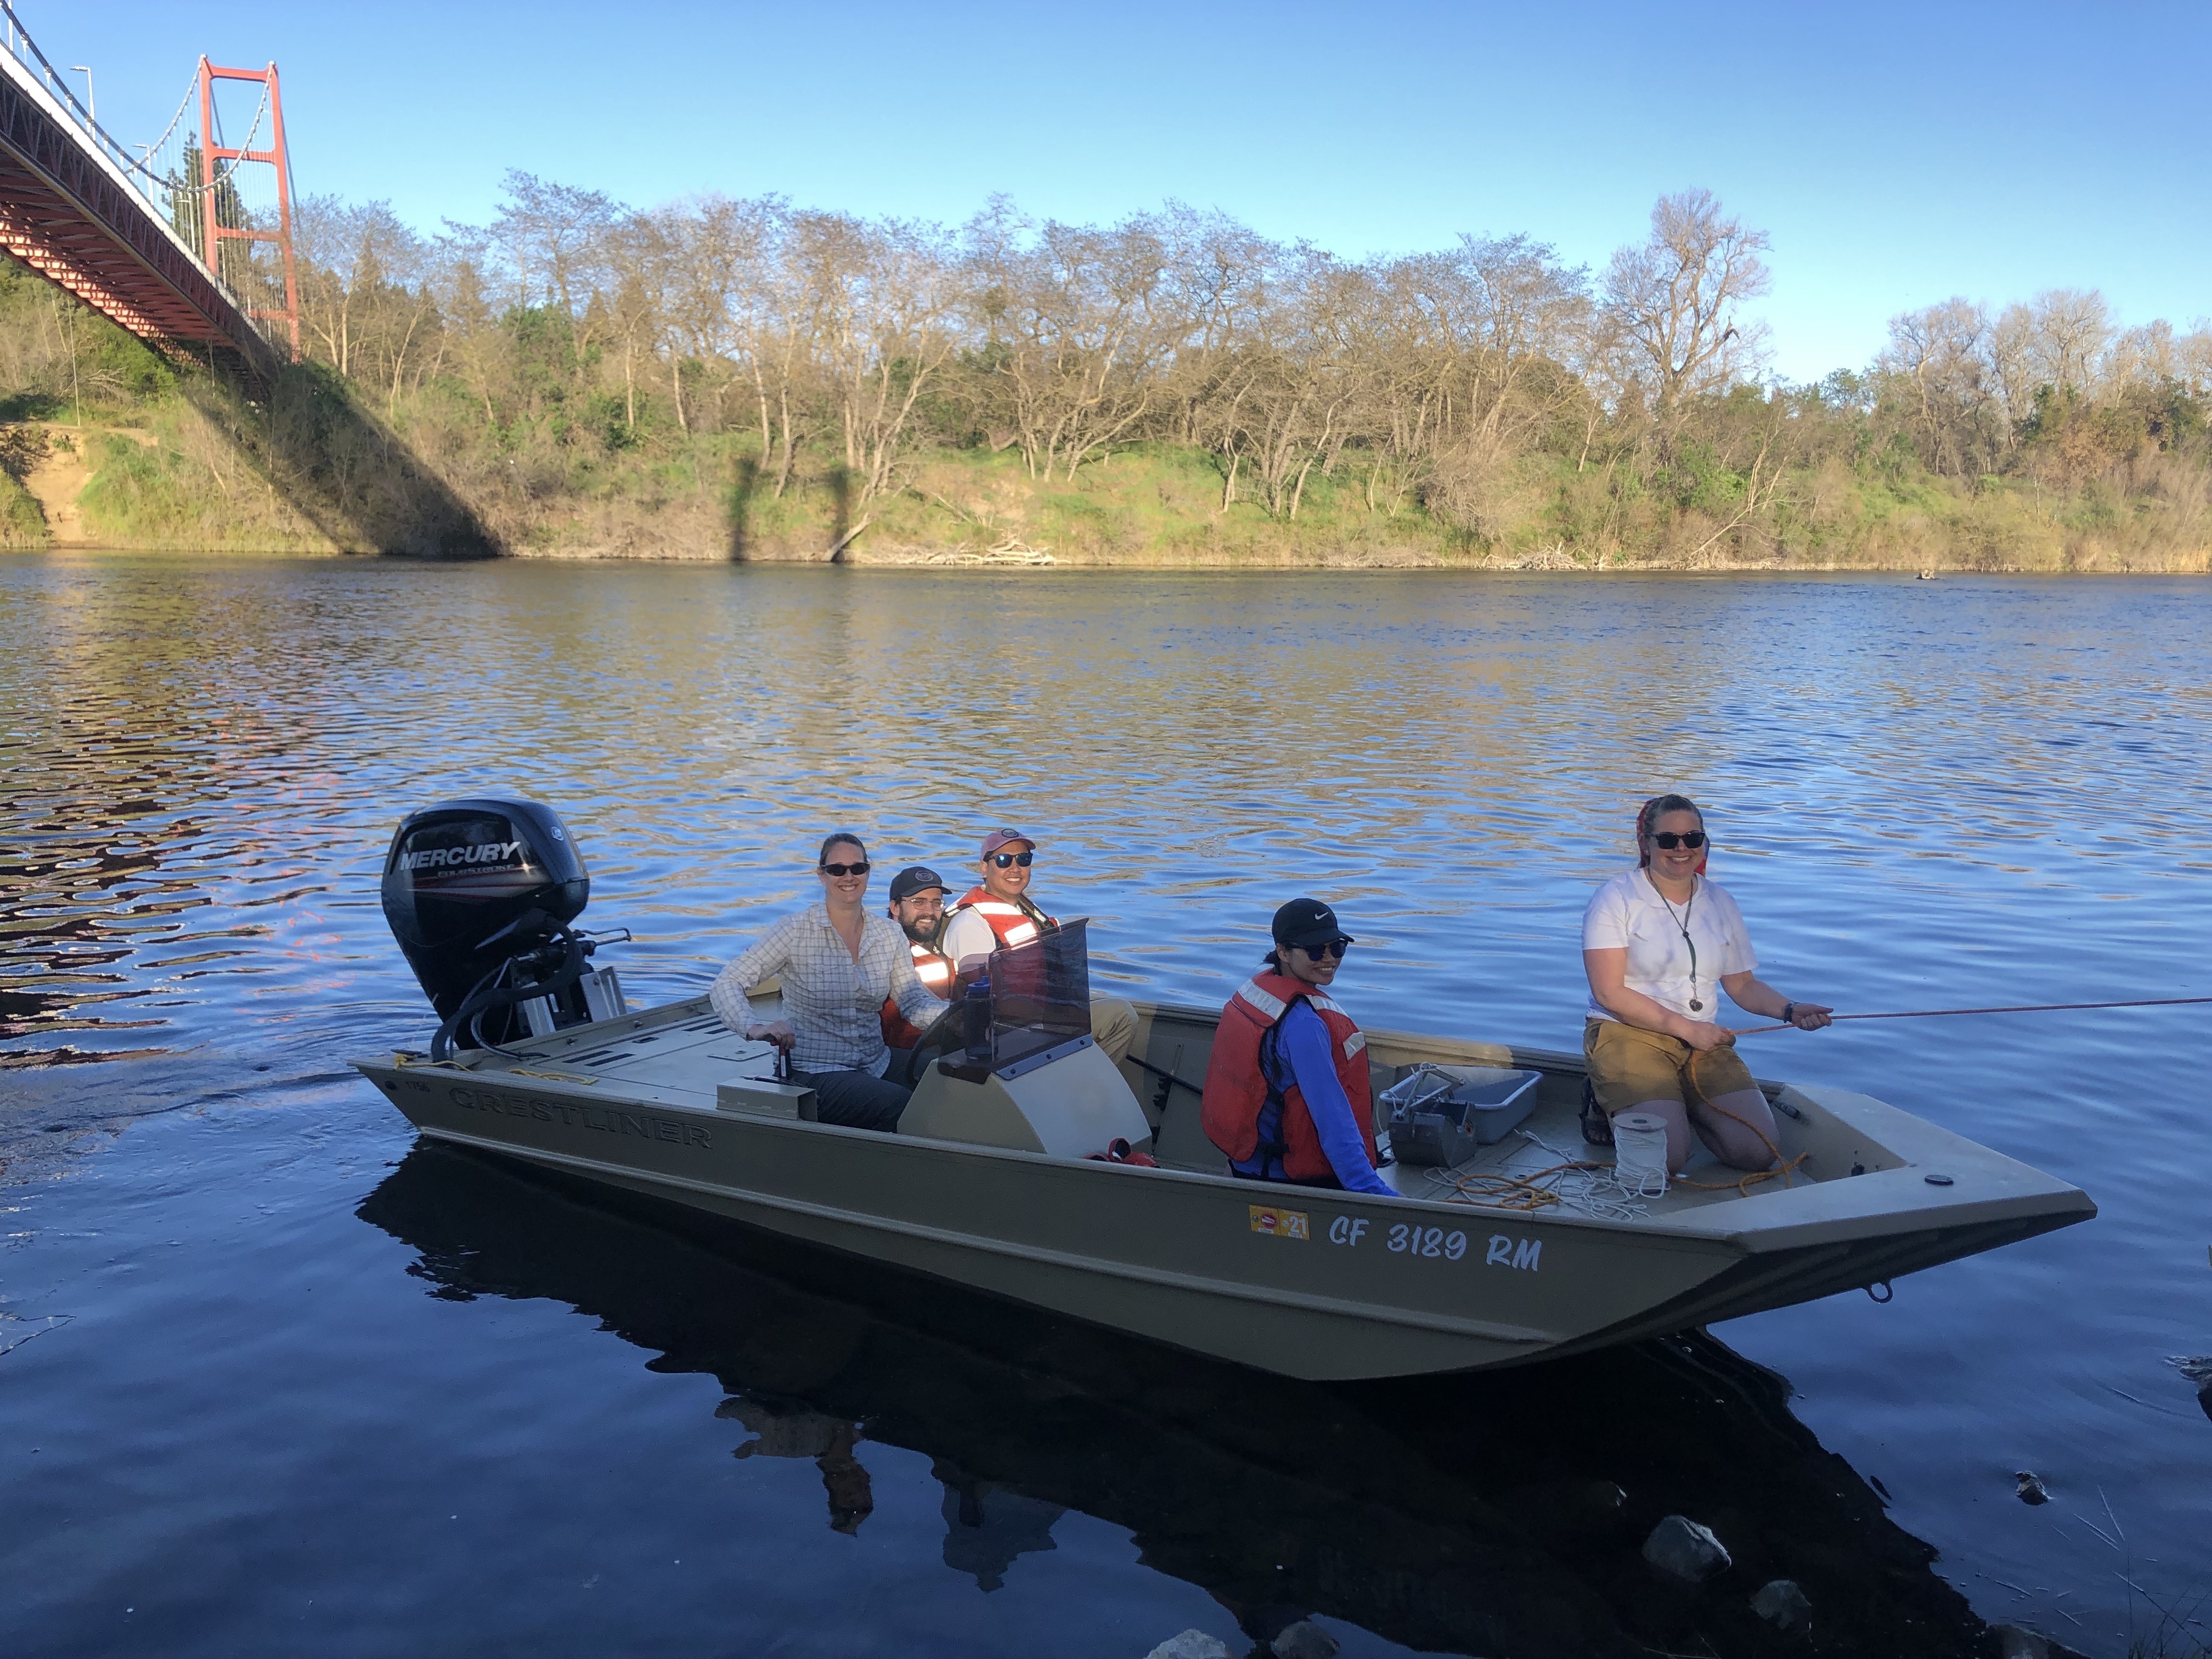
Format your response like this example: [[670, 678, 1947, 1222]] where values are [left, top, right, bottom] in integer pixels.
[[0, 185, 2206, 569]]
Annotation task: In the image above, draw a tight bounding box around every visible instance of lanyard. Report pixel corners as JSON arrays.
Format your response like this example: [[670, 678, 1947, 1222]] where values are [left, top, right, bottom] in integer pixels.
[[1647, 872, 1704, 1012]]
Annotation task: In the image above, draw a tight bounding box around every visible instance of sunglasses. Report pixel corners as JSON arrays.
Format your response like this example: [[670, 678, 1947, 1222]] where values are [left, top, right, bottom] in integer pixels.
[[819, 861, 872, 877], [1298, 938, 1352, 960], [989, 851, 1035, 868], [1649, 831, 1707, 850]]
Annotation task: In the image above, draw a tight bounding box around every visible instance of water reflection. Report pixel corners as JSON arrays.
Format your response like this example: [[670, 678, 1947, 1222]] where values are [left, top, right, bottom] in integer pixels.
[[360, 1141, 1989, 1657], [717, 1399, 876, 1536]]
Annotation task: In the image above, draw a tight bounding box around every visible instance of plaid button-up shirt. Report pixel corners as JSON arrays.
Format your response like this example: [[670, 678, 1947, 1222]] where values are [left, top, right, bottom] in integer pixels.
[[709, 903, 941, 1075]]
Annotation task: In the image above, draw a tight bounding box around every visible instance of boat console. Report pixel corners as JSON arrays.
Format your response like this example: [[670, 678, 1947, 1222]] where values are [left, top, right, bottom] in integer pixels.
[[898, 921, 1154, 1158]]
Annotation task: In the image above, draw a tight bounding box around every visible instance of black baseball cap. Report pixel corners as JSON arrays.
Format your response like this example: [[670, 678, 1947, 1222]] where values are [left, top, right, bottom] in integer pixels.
[[1272, 897, 1352, 951], [889, 865, 948, 902]]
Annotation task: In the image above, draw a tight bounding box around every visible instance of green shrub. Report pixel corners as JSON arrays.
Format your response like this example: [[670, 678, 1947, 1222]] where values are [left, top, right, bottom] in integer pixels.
[[0, 468, 46, 545]]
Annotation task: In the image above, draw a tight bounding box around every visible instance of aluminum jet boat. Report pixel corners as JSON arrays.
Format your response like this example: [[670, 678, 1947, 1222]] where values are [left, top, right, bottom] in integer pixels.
[[352, 798, 2095, 1382]]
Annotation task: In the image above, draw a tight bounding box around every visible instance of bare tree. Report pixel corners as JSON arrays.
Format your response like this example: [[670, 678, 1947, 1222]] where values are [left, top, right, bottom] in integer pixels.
[[1878, 298, 2000, 476], [2109, 318, 2179, 388], [787, 212, 961, 513], [487, 171, 620, 373], [2175, 323, 2212, 399], [1216, 250, 1370, 518], [1984, 301, 2040, 429], [2023, 287, 2113, 394], [431, 253, 504, 426], [1603, 189, 1771, 423], [967, 206, 1183, 481]]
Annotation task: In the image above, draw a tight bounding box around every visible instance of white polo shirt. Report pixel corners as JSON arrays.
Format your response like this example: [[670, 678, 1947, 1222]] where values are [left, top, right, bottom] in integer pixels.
[[1582, 867, 1756, 1025]]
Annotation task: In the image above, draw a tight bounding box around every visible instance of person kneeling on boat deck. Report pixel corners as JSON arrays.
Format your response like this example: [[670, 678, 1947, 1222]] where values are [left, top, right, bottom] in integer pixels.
[[1581, 793, 1833, 1175], [938, 827, 1138, 1067], [1200, 899, 1392, 1195], [708, 833, 943, 1133], [880, 864, 955, 1051]]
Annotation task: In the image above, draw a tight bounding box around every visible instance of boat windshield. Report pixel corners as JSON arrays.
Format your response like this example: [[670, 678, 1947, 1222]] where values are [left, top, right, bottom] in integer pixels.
[[987, 919, 1092, 1070]]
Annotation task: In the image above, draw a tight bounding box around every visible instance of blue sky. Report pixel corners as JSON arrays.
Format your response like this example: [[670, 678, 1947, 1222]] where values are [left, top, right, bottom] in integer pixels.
[[53, 0, 2212, 381]]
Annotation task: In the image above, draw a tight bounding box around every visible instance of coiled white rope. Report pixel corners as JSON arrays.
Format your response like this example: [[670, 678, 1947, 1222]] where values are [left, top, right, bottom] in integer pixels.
[[1610, 1110, 1671, 1197], [1420, 1127, 1654, 1223]]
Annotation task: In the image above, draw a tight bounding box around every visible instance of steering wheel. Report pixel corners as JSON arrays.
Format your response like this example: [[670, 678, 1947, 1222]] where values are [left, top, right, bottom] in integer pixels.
[[892, 1002, 969, 1087]]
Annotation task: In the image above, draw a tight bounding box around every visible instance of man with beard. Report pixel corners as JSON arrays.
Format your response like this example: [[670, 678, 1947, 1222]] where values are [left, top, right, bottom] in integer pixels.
[[880, 864, 956, 1052]]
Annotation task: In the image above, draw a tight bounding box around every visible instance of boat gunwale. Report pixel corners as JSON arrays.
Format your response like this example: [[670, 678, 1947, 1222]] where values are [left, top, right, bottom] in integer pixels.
[[353, 991, 2094, 1250]]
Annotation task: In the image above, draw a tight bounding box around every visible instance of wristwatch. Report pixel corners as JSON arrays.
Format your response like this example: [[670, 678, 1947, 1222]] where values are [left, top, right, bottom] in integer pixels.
[[1781, 1002, 1797, 1025]]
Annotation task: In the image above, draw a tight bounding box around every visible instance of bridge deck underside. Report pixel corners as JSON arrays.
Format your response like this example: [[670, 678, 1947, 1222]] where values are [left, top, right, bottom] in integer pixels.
[[0, 64, 270, 374]]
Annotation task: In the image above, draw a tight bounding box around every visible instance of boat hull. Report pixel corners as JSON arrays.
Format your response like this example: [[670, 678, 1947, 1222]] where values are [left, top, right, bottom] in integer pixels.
[[358, 1017, 2094, 1380]]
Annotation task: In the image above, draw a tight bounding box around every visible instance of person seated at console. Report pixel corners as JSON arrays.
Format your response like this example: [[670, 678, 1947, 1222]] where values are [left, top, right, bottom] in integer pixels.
[[708, 833, 944, 1133], [939, 827, 1138, 1066], [1581, 793, 1832, 1174], [1200, 899, 1392, 1195]]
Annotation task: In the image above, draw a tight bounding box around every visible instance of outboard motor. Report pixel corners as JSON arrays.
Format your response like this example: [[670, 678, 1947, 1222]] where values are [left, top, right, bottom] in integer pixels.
[[380, 798, 627, 1059]]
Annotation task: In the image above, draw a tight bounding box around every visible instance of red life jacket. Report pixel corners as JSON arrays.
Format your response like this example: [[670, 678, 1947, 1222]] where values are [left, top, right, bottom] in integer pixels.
[[880, 939, 955, 1048], [1201, 971, 1376, 1183], [945, 887, 1054, 952]]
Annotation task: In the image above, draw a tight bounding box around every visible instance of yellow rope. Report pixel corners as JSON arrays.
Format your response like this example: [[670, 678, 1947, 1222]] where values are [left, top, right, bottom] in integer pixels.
[[1427, 1160, 1616, 1212], [1676, 1045, 1808, 1193]]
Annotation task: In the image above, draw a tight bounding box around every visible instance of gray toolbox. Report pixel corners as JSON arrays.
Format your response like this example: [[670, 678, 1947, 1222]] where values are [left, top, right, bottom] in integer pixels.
[[1381, 1063, 1543, 1166]]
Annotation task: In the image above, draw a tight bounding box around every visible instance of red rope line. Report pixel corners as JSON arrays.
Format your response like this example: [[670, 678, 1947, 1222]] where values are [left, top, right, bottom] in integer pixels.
[[1681, 1047, 1804, 1192], [1728, 995, 2212, 1037]]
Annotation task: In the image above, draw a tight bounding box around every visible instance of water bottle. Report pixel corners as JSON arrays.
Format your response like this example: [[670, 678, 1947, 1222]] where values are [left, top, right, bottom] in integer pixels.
[[963, 975, 992, 1064]]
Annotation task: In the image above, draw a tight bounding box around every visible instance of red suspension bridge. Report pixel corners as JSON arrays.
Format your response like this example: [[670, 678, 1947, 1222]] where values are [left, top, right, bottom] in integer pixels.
[[0, 1, 299, 380]]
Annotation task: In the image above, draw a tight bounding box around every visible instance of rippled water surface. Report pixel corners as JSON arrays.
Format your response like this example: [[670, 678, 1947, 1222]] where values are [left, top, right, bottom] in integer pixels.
[[4, 553, 2209, 1657]]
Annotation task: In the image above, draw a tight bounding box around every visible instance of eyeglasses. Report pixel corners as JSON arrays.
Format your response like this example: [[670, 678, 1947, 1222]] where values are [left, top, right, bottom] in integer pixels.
[[1299, 938, 1352, 960], [1649, 831, 1707, 850], [989, 851, 1035, 868], [819, 861, 871, 877]]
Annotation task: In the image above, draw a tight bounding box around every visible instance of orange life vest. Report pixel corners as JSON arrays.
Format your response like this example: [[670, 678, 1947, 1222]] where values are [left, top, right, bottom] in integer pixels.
[[881, 939, 955, 1048], [945, 888, 1054, 952], [1201, 972, 1375, 1183]]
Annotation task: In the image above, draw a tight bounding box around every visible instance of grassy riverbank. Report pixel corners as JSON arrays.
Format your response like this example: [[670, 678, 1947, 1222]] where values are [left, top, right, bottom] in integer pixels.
[[2, 238, 2207, 571], [11, 404, 2205, 573]]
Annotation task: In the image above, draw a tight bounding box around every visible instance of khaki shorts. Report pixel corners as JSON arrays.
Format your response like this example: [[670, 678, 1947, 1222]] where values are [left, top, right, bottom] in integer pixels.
[[1584, 1017, 1757, 1115]]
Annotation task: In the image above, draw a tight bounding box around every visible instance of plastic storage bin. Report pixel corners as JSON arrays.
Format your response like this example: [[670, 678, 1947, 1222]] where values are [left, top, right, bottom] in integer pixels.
[[1382, 1064, 1543, 1166]]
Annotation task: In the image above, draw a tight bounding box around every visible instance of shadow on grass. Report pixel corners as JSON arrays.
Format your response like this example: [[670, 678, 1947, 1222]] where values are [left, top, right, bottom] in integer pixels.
[[727, 453, 759, 561], [185, 360, 498, 558], [0, 390, 64, 422]]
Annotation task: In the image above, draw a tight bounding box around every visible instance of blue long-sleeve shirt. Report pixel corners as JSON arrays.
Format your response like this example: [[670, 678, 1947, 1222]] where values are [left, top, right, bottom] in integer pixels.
[[1232, 1000, 1393, 1195]]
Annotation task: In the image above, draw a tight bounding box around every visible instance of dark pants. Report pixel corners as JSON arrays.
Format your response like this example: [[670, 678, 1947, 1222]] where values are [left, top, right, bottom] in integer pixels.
[[793, 1066, 912, 1133]]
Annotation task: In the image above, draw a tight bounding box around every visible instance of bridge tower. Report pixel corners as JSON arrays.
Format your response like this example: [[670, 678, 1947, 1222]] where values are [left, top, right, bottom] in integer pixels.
[[195, 58, 298, 361]]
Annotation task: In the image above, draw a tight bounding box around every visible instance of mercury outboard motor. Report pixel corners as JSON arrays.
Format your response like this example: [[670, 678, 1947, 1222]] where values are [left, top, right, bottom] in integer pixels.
[[380, 798, 627, 1059]]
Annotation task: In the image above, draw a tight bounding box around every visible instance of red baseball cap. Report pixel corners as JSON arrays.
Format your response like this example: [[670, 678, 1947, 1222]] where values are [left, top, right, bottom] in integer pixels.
[[980, 827, 1034, 856]]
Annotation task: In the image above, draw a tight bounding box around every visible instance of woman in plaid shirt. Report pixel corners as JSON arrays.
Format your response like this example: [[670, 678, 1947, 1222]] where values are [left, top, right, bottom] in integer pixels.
[[709, 833, 945, 1132]]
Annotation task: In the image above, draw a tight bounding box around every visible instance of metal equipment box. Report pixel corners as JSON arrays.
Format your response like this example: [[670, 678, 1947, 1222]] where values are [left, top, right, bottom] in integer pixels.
[[1382, 1064, 1543, 1166]]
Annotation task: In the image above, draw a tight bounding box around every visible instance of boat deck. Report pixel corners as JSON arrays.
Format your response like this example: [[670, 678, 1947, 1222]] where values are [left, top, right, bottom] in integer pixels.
[[1380, 1090, 1813, 1217], [458, 1003, 783, 1111], [431, 992, 1857, 1223]]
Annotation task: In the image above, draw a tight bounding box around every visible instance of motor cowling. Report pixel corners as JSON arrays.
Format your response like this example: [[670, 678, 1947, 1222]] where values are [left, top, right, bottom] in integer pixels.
[[380, 798, 612, 1054]]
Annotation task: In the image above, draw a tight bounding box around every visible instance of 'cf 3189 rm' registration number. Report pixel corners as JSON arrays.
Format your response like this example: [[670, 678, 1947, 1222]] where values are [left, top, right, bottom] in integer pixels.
[[1326, 1215, 1542, 1271]]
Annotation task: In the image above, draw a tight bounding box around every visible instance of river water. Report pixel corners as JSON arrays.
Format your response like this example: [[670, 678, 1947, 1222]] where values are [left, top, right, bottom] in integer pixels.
[[2, 552, 2208, 1658]]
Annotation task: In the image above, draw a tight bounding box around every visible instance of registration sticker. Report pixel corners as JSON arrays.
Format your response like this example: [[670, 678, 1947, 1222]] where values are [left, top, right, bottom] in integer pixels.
[[1248, 1204, 1310, 1240]]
